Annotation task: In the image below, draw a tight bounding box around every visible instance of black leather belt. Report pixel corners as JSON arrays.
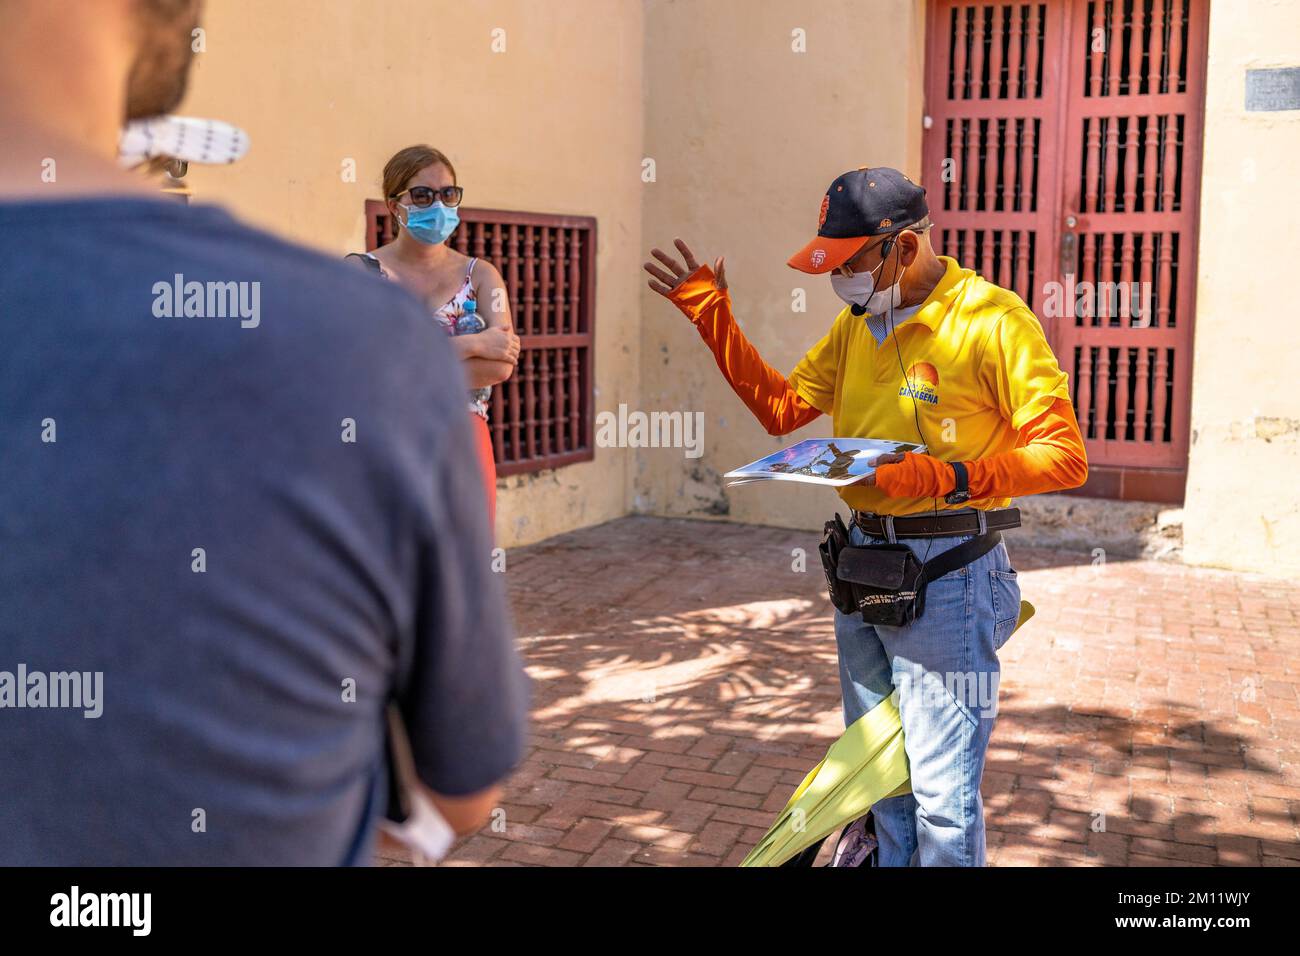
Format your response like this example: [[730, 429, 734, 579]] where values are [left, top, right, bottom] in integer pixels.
[[852, 507, 1021, 539]]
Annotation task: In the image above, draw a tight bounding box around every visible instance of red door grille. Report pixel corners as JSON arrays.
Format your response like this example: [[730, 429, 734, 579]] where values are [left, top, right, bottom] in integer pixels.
[[923, 0, 1207, 500], [365, 203, 597, 477], [929, 2, 1058, 314]]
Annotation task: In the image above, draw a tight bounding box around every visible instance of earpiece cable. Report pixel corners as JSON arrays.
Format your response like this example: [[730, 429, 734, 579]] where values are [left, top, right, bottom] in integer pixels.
[[882, 234, 941, 573]]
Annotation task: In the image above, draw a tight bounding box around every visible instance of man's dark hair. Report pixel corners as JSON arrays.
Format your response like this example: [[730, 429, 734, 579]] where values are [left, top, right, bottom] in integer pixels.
[[125, 0, 204, 119]]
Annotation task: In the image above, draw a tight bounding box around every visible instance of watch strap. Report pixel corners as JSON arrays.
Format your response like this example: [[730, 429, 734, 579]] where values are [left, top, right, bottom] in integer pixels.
[[946, 460, 970, 503]]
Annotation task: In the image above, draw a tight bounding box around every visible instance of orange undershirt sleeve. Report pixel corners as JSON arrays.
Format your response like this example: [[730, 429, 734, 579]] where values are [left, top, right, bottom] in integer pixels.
[[965, 397, 1089, 499], [873, 397, 1088, 500], [665, 264, 822, 436]]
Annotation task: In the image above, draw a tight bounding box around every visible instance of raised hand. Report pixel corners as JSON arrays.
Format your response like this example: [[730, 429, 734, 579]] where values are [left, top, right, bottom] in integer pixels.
[[644, 238, 727, 297]]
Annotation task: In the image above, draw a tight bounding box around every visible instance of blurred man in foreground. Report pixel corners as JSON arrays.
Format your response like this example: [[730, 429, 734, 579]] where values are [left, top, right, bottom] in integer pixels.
[[0, 0, 528, 864]]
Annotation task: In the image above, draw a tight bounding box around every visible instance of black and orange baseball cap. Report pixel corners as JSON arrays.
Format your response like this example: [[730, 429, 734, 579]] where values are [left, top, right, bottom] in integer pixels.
[[787, 167, 928, 274]]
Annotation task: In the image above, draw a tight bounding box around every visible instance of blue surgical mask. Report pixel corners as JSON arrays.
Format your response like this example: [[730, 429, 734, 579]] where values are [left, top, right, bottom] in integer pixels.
[[399, 201, 460, 245]]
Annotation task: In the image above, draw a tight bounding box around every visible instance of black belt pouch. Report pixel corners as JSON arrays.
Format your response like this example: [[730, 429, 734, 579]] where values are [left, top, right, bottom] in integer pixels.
[[819, 514, 924, 625], [821, 514, 1006, 628], [819, 513, 857, 615], [835, 544, 926, 627]]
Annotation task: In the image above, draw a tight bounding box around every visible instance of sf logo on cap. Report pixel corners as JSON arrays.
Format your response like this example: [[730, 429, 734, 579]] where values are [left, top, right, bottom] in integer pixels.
[[811, 249, 826, 268]]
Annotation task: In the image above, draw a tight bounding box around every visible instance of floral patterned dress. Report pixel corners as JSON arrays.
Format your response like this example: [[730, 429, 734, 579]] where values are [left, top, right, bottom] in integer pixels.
[[430, 258, 492, 420]]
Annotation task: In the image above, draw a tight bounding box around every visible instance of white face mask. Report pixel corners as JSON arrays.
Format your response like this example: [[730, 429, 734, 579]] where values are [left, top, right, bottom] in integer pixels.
[[830, 258, 907, 315]]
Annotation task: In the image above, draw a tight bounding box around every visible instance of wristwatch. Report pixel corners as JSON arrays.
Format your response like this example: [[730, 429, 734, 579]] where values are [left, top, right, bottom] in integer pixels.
[[945, 461, 971, 504]]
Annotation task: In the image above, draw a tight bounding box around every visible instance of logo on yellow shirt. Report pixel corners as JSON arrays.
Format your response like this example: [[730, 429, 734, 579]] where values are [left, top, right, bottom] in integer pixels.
[[900, 362, 940, 405]]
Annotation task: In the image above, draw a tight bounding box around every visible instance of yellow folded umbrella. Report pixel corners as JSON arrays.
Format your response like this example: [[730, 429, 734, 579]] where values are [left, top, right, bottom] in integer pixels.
[[741, 600, 1035, 867]]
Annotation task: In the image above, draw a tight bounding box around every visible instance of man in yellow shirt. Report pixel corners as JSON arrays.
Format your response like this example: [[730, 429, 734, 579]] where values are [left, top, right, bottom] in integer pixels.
[[645, 166, 1086, 866]]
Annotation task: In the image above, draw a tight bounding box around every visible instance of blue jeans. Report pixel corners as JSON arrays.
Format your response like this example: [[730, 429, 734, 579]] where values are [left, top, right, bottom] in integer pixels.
[[834, 521, 1020, 866]]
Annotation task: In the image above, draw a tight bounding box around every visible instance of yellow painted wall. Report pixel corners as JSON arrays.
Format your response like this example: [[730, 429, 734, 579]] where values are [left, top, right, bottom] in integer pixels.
[[181, 0, 644, 549], [1182, 0, 1300, 576], [637, 0, 928, 531]]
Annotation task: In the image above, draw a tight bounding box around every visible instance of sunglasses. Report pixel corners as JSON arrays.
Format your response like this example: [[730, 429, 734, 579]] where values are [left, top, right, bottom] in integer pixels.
[[391, 185, 464, 208], [841, 222, 933, 276]]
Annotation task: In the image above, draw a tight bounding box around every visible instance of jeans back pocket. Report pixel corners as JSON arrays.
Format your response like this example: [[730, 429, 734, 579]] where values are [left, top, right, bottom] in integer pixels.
[[989, 569, 1021, 650]]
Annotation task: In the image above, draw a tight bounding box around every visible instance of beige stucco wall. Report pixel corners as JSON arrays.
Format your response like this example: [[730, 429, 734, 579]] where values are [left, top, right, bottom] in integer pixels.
[[181, 0, 644, 549], [637, 0, 927, 532], [1182, 0, 1300, 576]]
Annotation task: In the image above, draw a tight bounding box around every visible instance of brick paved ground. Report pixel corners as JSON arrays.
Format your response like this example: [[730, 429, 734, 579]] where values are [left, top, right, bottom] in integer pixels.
[[376, 515, 1300, 867]]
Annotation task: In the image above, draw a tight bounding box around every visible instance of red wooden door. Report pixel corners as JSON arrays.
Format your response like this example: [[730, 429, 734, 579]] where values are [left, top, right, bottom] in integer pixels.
[[922, 0, 1208, 501]]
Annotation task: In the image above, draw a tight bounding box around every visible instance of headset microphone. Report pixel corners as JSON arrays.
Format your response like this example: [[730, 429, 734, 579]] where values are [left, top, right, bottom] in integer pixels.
[[847, 237, 898, 317]]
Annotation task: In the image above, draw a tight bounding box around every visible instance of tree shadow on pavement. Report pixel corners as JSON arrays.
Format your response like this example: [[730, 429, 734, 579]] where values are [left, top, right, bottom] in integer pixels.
[[420, 515, 1299, 867]]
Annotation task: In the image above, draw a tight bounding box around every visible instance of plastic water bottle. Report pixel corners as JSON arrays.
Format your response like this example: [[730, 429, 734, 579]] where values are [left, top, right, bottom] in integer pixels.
[[456, 298, 493, 413], [455, 297, 485, 336]]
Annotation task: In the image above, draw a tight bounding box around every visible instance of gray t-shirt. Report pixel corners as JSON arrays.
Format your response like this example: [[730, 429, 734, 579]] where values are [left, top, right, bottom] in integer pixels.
[[0, 197, 528, 865]]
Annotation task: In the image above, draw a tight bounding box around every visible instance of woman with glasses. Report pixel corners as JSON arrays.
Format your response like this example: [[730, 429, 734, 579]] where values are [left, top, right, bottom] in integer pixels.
[[348, 145, 519, 530]]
